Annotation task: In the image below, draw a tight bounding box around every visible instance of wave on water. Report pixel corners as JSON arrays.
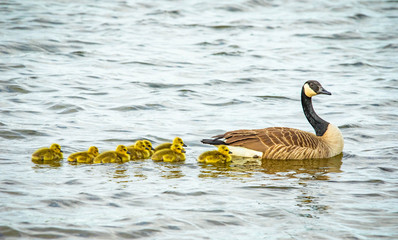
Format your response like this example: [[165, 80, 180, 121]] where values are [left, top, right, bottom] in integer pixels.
[[1, 0, 398, 239]]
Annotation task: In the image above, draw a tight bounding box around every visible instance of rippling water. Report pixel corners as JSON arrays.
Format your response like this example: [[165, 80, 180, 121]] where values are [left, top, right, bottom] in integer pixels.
[[1, 0, 398, 239]]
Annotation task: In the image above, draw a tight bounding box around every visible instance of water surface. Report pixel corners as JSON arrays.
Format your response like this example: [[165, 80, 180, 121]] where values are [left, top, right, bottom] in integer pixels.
[[1, 0, 398, 239]]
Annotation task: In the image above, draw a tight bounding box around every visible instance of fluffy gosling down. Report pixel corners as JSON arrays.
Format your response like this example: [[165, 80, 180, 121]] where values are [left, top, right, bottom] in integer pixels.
[[198, 145, 232, 164], [151, 144, 186, 162], [127, 140, 151, 160], [67, 146, 99, 163], [154, 137, 187, 152], [32, 143, 63, 161], [93, 145, 130, 164], [143, 140, 155, 157]]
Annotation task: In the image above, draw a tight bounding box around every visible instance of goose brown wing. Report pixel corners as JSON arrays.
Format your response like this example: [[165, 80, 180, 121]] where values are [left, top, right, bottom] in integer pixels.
[[220, 127, 320, 152]]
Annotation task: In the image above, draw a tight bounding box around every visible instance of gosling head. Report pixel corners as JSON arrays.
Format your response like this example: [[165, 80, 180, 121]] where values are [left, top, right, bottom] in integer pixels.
[[50, 143, 63, 153], [88, 146, 99, 156], [171, 144, 186, 154], [116, 145, 130, 155], [135, 140, 148, 151], [303, 80, 331, 98], [218, 145, 232, 156], [173, 137, 187, 147], [143, 140, 155, 151]]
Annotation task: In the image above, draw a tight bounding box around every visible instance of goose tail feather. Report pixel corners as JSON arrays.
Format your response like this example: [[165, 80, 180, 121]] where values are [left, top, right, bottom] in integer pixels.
[[201, 138, 225, 145]]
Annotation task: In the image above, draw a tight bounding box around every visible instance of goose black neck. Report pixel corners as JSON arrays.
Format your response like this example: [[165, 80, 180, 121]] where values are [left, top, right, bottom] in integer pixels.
[[301, 89, 329, 136]]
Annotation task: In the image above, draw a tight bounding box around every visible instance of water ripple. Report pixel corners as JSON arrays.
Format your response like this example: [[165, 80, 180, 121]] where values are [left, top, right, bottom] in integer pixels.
[[43, 199, 85, 208], [1, 0, 397, 239]]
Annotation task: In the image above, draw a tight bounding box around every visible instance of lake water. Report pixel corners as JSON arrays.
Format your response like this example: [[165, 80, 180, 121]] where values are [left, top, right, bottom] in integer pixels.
[[1, 0, 397, 239]]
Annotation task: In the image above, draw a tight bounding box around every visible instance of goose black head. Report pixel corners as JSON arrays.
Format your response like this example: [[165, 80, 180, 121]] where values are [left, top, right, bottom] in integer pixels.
[[303, 80, 331, 98]]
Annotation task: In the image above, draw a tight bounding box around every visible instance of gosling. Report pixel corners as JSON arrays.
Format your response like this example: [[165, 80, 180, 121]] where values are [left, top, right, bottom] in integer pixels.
[[152, 143, 186, 162], [127, 140, 150, 160], [143, 140, 155, 157], [93, 145, 130, 164], [198, 145, 232, 164], [154, 137, 187, 152], [32, 143, 63, 161], [67, 146, 99, 163]]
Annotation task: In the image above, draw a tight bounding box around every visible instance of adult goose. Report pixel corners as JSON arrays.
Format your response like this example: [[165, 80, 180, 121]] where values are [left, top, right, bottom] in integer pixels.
[[201, 81, 344, 160]]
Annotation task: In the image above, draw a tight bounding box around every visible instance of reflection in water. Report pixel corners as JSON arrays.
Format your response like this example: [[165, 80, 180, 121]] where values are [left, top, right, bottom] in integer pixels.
[[198, 162, 254, 179], [32, 159, 63, 168], [199, 154, 343, 180], [155, 162, 185, 179], [113, 167, 129, 179], [260, 154, 343, 180], [296, 182, 329, 219], [111, 165, 132, 184]]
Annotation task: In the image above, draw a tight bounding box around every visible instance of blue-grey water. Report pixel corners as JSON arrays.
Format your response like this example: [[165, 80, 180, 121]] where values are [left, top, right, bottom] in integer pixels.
[[1, 0, 398, 239]]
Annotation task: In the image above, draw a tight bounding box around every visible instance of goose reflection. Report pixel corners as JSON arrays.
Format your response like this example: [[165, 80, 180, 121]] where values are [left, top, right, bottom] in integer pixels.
[[113, 168, 129, 179], [199, 154, 343, 180], [32, 159, 62, 168], [260, 154, 343, 179], [198, 161, 254, 179], [153, 162, 185, 179], [103, 165, 131, 185], [296, 182, 330, 218]]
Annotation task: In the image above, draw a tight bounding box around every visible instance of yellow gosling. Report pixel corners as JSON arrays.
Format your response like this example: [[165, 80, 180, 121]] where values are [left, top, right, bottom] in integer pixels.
[[93, 145, 130, 164], [32, 143, 63, 161], [198, 145, 232, 164], [127, 140, 150, 160], [154, 137, 187, 152], [143, 140, 155, 157], [152, 144, 186, 162], [67, 146, 99, 163]]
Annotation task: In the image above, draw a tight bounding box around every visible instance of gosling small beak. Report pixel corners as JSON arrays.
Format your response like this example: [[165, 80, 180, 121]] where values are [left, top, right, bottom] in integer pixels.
[[182, 144, 187, 147], [151, 147, 155, 150], [229, 151, 233, 154], [127, 151, 131, 154], [60, 150, 63, 153], [145, 147, 149, 150], [181, 150, 186, 153], [319, 88, 331, 95]]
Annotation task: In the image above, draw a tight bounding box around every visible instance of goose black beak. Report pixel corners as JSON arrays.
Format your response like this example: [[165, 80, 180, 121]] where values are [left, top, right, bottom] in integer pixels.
[[319, 88, 331, 95]]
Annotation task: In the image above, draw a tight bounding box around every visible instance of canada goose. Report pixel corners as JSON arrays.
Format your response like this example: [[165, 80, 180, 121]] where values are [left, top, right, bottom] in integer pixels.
[[143, 140, 155, 157], [198, 145, 232, 164], [67, 146, 99, 163], [32, 143, 63, 161], [93, 145, 130, 164], [201, 81, 344, 160], [154, 137, 187, 152], [127, 140, 150, 160], [151, 144, 186, 162]]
